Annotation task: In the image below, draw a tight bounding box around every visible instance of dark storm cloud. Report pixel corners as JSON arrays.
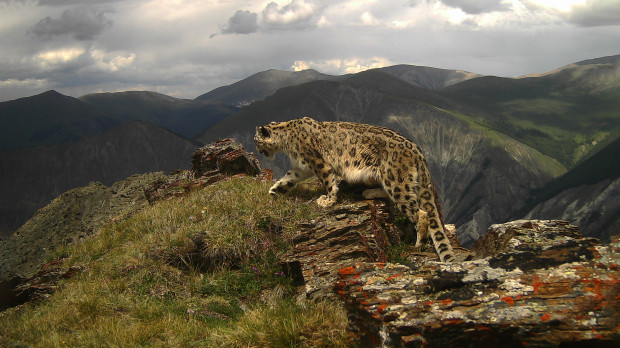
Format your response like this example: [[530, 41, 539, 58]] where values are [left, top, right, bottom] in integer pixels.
[[440, 0, 510, 14], [29, 6, 113, 41], [221, 10, 259, 34], [566, 0, 620, 27]]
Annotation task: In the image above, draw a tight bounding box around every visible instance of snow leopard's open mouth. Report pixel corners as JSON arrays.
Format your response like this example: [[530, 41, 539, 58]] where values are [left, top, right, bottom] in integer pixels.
[[260, 150, 269, 157]]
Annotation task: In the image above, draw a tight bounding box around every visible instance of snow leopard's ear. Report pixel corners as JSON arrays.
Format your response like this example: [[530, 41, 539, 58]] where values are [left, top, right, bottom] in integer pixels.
[[259, 126, 270, 138]]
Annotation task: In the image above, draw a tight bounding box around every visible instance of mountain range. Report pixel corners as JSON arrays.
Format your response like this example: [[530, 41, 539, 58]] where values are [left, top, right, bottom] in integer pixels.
[[1, 55, 619, 244]]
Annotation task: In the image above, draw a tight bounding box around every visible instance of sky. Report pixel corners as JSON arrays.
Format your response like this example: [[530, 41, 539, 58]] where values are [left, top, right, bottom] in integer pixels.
[[0, 0, 619, 102]]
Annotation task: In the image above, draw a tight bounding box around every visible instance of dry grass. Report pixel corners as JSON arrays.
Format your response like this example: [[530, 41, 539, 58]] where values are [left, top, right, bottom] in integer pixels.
[[206, 300, 349, 348], [0, 176, 347, 347]]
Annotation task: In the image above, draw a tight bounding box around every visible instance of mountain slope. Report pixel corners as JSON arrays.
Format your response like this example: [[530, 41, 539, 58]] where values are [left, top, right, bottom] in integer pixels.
[[80, 91, 237, 139], [198, 69, 564, 245], [523, 137, 620, 242], [440, 54, 620, 167], [0, 122, 199, 239], [195, 69, 340, 106], [380, 65, 480, 90], [0, 90, 120, 150]]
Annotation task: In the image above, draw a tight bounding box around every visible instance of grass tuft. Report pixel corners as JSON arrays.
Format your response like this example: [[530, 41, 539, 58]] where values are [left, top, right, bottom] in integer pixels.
[[206, 300, 349, 347]]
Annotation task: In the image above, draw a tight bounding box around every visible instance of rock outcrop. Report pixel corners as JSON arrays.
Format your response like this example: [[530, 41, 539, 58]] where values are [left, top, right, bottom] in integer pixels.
[[332, 220, 619, 347], [281, 197, 617, 346], [282, 198, 469, 301]]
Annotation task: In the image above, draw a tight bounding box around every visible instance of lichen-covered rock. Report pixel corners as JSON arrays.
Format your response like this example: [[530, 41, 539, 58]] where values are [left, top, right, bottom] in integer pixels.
[[334, 220, 620, 347], [191, 138, 261, 178], [282, 200, 399, 299], [146, 139, 264, 202], [282, 198, 470, 300]]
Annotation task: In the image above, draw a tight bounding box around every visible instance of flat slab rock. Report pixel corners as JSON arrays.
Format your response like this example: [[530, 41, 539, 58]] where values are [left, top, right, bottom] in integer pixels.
[[335, 220, 620, 347]]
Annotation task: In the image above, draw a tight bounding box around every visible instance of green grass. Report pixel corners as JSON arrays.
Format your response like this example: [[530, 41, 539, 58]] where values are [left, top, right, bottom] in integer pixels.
[[439, 70, 620, 168], [0, 176, 348, 347], [432, 106, 567, 178]]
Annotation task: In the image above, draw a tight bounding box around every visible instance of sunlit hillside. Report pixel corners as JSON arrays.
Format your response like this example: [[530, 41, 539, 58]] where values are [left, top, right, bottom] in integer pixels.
[[0, 176, 348, 347]]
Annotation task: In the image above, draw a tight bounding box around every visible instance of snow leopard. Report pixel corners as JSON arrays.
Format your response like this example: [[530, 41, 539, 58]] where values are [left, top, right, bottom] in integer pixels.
[[254, 117, 455, 262]]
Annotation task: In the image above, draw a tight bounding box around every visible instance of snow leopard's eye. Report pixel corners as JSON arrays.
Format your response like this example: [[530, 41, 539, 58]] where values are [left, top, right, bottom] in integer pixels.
[[260, 127, 270, 138]]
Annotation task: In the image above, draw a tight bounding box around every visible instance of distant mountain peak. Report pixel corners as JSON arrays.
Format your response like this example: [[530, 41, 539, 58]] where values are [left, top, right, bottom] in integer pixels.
[[195, 68, 339, 106], [40, 90, 63, 96]]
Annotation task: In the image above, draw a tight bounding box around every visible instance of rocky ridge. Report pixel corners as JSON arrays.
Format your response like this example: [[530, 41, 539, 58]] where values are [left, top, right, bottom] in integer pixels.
[[1, 139, 618, 346]]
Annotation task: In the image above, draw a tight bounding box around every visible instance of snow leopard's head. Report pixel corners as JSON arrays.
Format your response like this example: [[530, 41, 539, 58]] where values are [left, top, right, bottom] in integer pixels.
[[254, 121, 285, 160]]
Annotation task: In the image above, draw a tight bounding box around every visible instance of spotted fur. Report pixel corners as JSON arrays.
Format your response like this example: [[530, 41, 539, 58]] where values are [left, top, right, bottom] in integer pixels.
[[254, 117, 455, 262]]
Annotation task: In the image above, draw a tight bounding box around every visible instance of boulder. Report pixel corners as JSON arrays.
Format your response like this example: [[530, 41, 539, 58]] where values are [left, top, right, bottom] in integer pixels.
[[190, 138, 261, 178], [146, 139, 264, 202]]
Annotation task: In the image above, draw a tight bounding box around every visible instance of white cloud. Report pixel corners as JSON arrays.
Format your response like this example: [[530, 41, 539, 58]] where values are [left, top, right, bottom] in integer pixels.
[[34, 47, 85, 68], [316, 15, 330, 27], [215, 0, 327, 36], [0, 78, 48, 89], [360, 11, 380, 26], [261, 0, 325, 30], [90, 49, 135, 72], [292, 57, 393, 74]]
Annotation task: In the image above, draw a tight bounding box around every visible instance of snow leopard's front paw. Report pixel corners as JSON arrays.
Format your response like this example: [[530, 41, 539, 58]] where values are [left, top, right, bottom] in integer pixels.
[[316, 194, 337, 208], [269, 182, 289, 197]]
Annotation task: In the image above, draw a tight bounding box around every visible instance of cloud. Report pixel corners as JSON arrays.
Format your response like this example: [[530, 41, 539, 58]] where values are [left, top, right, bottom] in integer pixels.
[[37, 0, 121, 5], [215, 0, 326, 36], [292, 57, 394, 75], [440, 0, 511, 14], [34, 47, 85, 69], [220, 10, 258, 34], [89, 49, 136, 72], [261, 0, 325, 30], [360, 11, 380, 26], [566, 0, 620, 27], [29, 6, 113, 41]]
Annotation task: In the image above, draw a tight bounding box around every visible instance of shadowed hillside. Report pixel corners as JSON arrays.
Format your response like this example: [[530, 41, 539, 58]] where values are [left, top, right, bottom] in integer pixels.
[[0, 91, 119, 150], [80, 91, 237, 139], [0, 122, 199, 239], [523, 137, 620, 242]]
